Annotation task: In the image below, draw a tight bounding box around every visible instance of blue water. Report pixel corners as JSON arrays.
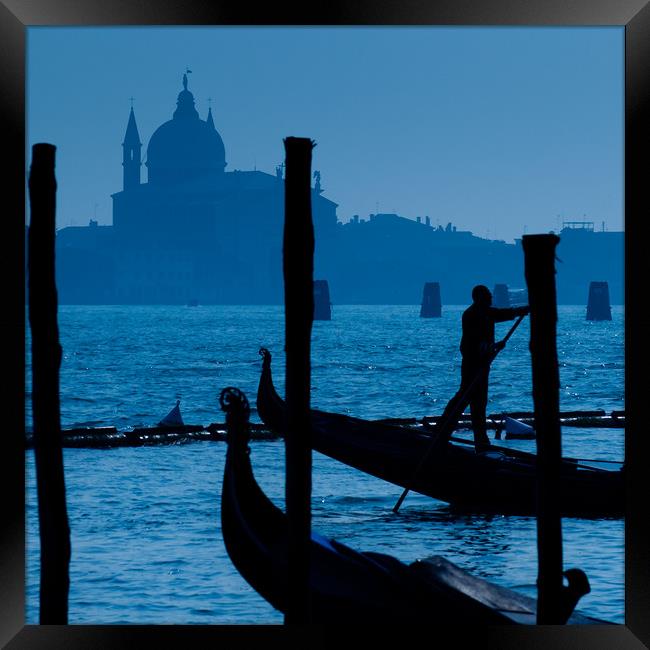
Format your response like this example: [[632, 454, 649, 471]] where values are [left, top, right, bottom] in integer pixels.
[[25, 305, 625, 624]]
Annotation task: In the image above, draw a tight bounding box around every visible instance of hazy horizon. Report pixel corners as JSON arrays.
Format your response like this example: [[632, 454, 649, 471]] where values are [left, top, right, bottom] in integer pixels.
[[27, 25, 624, 243]]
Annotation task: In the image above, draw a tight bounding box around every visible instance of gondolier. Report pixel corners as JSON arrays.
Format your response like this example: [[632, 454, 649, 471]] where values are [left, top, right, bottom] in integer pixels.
[[256, 347, 623, 517], [220, 386, 606, 624], [440, 285, 529, 452]]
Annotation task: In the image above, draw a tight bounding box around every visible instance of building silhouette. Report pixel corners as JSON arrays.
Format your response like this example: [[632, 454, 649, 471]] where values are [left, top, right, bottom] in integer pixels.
[[56, 73, 337, 304], [53, 75, 623, 306]]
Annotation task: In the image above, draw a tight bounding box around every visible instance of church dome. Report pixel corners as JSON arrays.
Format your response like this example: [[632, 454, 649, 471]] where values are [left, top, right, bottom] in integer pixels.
[[146, 74, 226, 185]]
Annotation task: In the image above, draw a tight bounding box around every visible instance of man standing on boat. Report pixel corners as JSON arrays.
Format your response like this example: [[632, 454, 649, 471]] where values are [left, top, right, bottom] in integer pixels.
[[440, 285, 529, 452]]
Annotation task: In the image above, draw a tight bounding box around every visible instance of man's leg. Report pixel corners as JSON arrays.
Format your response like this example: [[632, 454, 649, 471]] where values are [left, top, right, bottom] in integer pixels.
[[470, 371, 491, 451], [439, 386, 464, 424]]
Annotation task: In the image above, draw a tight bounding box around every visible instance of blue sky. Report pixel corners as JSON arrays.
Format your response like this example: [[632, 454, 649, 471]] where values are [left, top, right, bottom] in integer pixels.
[[27, 26, 623, 243]]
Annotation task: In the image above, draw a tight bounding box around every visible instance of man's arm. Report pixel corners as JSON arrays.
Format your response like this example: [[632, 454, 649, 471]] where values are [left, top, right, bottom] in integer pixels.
[[490, 305, 530, 323], [492, 306, 529, 352]]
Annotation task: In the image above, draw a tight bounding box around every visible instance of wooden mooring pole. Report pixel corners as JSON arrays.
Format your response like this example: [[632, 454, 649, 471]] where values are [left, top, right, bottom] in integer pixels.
[[492, 283, 510, 308], [586, 281, 612, 321], [419, 282, 441, 318], [313, 279, 332, 320], [282, 136, 315, 624], [27, 143, 71, 624], [522, 233, 563, 625]]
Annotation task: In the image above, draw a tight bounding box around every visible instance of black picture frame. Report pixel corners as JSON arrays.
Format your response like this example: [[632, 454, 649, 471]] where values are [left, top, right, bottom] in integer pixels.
[[3, 1, 647, 647]]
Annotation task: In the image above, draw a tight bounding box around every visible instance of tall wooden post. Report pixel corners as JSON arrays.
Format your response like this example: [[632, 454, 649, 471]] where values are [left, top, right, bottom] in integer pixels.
[[28, 143, 71, 624], [282, 136, 315, 624], [522, 233, 563, 624]]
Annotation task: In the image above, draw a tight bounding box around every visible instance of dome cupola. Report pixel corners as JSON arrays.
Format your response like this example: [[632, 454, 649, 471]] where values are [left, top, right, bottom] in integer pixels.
[[146, 72, 226, 185]]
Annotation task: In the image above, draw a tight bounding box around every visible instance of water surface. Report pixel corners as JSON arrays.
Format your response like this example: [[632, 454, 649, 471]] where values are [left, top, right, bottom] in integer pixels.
[[25, 305, 624, 623]]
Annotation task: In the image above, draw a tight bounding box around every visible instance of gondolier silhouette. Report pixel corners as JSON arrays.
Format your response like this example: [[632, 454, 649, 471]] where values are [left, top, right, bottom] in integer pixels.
[[441, 285, 529, 451]]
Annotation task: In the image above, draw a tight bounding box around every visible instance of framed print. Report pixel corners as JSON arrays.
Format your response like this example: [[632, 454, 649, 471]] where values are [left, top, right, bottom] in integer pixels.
[[3, 0, 648, 647]]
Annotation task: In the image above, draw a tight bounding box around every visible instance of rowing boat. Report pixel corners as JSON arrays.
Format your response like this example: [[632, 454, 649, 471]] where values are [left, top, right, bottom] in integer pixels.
[[256, 348, 624, 518], [220, 386, 606, 623]]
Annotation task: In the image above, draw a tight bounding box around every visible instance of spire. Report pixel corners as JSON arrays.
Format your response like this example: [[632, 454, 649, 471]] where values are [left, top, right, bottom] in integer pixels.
[[122, 104, 141, 191], [123, 106, 141, 146], [207, 106, 215, 130]]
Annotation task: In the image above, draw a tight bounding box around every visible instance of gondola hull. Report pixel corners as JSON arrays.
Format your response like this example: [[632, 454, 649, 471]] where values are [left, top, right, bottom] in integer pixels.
[[256, 349, 624, 518], [220, 387, 606, 624]]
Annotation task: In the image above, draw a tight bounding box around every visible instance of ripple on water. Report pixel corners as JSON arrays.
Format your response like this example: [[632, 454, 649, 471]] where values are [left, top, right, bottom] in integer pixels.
[[25, 306, 625, 624]]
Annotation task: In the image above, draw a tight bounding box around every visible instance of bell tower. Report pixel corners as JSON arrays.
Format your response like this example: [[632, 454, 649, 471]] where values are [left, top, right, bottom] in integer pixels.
[[122, 103, 141, 191]]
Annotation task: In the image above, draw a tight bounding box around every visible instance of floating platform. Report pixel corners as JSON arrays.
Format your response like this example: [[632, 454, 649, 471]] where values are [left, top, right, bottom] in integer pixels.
[[396, 409, 625, 432], [24, 422, 280, 449], [25, 409, 624, 449]]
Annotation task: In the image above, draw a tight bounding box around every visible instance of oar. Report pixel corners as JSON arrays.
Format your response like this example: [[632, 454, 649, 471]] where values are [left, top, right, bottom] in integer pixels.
[[392, 313, 527, 513]]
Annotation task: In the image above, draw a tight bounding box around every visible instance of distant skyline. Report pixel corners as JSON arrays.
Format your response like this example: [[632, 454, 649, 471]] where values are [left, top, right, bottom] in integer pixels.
[[27, 26, 623, 243]]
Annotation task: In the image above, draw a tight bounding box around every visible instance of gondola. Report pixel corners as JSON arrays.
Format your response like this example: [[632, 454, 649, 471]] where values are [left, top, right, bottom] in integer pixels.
[[220, 386, 605, 624], [256, 348, 624, 518]]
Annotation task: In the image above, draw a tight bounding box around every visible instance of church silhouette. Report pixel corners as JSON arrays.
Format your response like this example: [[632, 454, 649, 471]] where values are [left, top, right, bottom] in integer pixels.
[[55, 72, 338, 304], [52, 73, 623, 307]]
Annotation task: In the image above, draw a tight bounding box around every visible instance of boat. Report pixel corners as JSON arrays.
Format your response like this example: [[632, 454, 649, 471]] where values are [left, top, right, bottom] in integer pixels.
[[256, 348, 624, 518], [497, 416, 536, 440], [159, 399, 185, 426], [220, 386, 605, 624]]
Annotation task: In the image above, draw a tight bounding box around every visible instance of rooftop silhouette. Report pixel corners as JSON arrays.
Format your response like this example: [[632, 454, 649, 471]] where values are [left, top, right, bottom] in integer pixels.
[[50, 74, 623, 306]]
